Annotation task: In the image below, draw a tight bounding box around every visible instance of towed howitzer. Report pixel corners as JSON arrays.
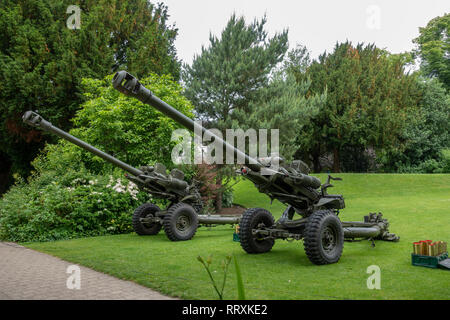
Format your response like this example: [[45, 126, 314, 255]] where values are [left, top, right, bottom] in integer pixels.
[[22, 111, 240, 241], [112, 70, 399, 265]]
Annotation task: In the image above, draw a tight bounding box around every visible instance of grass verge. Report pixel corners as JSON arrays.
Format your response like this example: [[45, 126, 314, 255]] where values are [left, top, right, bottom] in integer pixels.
[[25, 174, 450, 299]]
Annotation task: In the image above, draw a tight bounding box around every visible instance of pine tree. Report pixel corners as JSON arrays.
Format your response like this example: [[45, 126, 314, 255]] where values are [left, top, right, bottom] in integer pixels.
[[182, 14, 288, 210], [238, 71, 326, 162]]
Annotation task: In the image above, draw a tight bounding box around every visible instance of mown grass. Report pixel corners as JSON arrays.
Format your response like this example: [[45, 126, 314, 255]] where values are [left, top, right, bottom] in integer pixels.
[[25, 174, 450, 300]]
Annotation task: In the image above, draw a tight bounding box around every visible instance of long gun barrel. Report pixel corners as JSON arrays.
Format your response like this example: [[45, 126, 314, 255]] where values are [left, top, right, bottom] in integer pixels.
[[22, 111, 143, 177], [112, 71, 264, 173], [112, 71, 322, 208]]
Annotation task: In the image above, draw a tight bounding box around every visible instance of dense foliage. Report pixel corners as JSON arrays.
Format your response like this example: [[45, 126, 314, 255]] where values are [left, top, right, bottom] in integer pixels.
[[0, 0, 180, 194], [297, 42, 422, 172], [237, 72, 326, 161], [0, 166, 149, 242], [0, 73, 194, 242], [65, 74, 194, 172], [183, 14, 288, 129], [382, 78, 450, 173], [413, 13, 450, 89]]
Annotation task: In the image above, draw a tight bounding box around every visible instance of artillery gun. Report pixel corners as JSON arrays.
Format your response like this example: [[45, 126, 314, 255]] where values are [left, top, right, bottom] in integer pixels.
[[112, 70, 399, 265], [22, 111, 240, 241]]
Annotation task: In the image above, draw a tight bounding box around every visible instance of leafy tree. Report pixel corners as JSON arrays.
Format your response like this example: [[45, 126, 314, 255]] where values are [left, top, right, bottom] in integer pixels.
[[298, 42, 421, 172], [381, 78, 450, 172], [413, 13, 450, 89], [39, 74, 194, 175], [182, 14, 288, 210], [0, 0, 180, 195]]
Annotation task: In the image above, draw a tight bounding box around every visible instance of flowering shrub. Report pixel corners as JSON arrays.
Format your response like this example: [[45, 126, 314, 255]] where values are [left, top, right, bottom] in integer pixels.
[[0, 167, 152, 242]]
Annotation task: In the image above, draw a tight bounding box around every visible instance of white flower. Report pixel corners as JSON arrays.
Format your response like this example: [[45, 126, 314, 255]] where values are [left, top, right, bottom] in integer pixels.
[[111, 178, 127, 193], [106, 176, 114, 187], [125, 182, 139, 200], [109, 178, 139, 199], [72, 178, 85, 184]]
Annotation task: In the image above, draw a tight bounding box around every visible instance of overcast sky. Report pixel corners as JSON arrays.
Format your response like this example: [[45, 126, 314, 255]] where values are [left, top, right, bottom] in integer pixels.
[[160, 0, 449, 65]]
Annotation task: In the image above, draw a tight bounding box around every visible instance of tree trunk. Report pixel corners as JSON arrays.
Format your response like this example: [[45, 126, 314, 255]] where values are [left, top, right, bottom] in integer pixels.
[[333, 148, 340, 173], [312, 153, 321, 173], [214, 171, 223, 213], [0, 153, 12, 196]]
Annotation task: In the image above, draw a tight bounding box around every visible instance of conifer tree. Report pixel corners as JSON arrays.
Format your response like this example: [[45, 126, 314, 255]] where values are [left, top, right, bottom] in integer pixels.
[[299, 42, 420, 172], [183, 14, 288, 210], [0, 0, 180, 194]]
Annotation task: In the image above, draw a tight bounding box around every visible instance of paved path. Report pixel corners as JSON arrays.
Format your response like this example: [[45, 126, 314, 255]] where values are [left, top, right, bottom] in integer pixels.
[[0, 242, 174, 300]]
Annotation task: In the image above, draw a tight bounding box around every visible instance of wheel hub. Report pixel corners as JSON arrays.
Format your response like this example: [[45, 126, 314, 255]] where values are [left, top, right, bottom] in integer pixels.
[[142, 213, 155, 228], [322, 226, 337, 253], [176, 215, 190, 232]]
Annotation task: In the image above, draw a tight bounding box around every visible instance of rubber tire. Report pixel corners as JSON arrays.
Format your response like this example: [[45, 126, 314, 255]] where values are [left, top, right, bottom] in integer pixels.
[[132, 203, 162, 236], [163, 203, 198, 241], [239, 208, 275, 254], [304, 210, 344, 265]]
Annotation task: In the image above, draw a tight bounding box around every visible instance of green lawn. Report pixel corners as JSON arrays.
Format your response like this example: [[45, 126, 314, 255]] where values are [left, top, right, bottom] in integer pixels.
[[25, 174, 450, 300]]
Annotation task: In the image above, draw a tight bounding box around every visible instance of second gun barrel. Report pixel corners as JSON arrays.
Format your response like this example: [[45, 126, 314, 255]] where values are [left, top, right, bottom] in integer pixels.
[[22, 111, 143, 177]]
